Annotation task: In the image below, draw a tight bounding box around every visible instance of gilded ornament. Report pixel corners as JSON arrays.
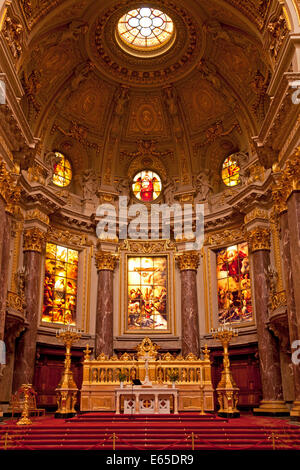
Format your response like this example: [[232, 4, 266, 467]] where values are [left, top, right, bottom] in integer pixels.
[[95, 251, 118, 271], [246, 227, 271, 252], [205, 228, 246, 247], [23, 227, 46, 253], [176, 251, 200, 271]]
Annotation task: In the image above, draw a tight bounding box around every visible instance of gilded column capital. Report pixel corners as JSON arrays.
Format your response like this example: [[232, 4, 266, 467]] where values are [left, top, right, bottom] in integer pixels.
[[246, 227, 271, 253], [23, 227, 46, 253], [95, 251, 118, 271], [176, 251, 200, 271]]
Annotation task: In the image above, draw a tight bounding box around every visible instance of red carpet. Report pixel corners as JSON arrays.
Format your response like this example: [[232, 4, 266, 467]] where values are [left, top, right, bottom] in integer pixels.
[[1, 413, 300, 450]]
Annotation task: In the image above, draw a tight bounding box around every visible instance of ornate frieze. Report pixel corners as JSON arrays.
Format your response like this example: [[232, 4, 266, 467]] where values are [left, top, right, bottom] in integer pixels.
[[95, 251, 118, 271], [120, 239, 176, 253], [47, 227, 87, 247], [244, 208, 269, 225], [23, 227, 46, 252], [246, 227, 271, 252], [6, 291, 26, 314], [26, 209, 49, 226], [205, 228, 246, 248], [176, 251, 200, 271]]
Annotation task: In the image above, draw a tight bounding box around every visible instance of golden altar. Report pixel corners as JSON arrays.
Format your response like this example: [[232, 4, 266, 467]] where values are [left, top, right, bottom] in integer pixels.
[[80, 338, 214, 412]]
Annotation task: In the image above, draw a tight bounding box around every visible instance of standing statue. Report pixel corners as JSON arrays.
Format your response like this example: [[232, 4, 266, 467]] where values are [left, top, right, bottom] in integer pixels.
[[80, 169, 99, 200], [194, 169, 213, 202], [163, 177, 177, 205], [117, 176, 130, 197]]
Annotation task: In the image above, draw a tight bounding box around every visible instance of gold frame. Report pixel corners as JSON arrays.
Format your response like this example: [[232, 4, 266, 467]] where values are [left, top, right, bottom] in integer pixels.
[[206, 239, 256, 331], [39, 239, 91, 332], [124, 252, 171, 334]]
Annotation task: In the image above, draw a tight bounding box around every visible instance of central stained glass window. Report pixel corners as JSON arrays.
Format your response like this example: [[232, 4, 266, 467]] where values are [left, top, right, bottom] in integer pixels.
[[117, 7, 174, 51], [132, 170, 162, 202], [127, 256, 168, 331]]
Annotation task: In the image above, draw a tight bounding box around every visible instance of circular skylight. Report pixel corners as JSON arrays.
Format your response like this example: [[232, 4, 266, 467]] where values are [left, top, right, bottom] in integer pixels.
[[117, 7, 174, 54]]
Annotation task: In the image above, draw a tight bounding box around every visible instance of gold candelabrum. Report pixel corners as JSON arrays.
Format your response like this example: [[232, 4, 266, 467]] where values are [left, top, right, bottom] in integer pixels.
[[211, 324, 240, 417], [16, 384, 33, 426], [55, 325, 82, 418]]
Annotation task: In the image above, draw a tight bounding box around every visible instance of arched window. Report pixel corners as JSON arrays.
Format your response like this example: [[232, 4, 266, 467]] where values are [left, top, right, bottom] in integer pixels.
[[42, 243, 78, 325], [52, 152, 72, 187], [221, 155, 240, 187], [132, 170, 162, 202]]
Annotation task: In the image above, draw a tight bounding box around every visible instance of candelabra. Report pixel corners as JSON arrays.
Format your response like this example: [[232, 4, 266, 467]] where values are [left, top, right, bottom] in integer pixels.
[[55, 325, 82, 418], [16, 384, 33, 426], [211, 324, 240, 417]]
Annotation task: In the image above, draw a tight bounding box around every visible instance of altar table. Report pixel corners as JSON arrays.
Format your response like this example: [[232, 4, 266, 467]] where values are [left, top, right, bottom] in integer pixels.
[[115, 386, 179, 415]]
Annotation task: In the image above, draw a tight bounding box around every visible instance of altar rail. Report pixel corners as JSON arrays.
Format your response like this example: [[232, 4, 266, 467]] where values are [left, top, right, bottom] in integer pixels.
[[81, 350, 215, 412]]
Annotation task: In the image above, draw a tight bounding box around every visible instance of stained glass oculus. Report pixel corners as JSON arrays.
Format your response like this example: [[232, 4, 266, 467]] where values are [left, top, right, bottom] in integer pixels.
[[117, 8, 174, 51], [127, 256, 168, 331], [132, 170, 162, 202], [52, 152, 72, 187], [216, 243, 252, 324], [222, 155, 240, 187], [42, 243, 78, 325]]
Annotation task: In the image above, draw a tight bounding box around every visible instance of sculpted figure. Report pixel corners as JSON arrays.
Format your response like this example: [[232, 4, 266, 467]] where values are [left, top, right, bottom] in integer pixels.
[[80, 169, 99, 200], [163, 177, 177, 205], [194, 169, 213, 202]]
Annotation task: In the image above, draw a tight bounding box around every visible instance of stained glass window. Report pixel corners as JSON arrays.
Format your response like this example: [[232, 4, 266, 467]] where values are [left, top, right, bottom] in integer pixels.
[[222, 155, 240, 187], [216, 242, 252, 324], [52, 152, 72, 187], [132, 170, 162, 202], [117, 8, 174, 51], [127, 256, 168, 331], [42, 243, 78, 325]]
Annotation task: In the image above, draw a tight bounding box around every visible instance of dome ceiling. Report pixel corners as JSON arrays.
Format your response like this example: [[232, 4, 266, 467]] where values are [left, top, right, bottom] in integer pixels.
[[18, 0, 272, 190]]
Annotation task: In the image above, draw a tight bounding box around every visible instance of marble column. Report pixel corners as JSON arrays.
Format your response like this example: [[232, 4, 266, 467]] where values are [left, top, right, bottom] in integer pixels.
[[279, 210, 300, 413], [247, 227, 288, 414], [13, 227, 45, 391], [177, 252, 200, 357], [94, 251, 118, 358]]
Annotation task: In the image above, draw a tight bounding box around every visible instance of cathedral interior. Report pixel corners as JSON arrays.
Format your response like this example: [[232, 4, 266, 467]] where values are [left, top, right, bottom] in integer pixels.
[[0, 0, 300, 425]]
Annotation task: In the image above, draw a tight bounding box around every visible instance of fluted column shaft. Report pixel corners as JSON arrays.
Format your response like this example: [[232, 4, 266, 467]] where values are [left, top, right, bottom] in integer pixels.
[[95, 251, 118, 358], [13, 228, 45, 391], [177, 252, 200, 357]]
